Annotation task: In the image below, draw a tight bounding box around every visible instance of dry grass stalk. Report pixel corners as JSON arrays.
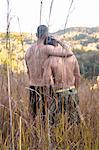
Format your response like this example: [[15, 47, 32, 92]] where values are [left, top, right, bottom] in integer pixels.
[[48, 0, 54, 29], [20, 116, 22, 150], [6, 1, 13, 149], [40, 1, 43, 25], [64, 0, 74, 33]]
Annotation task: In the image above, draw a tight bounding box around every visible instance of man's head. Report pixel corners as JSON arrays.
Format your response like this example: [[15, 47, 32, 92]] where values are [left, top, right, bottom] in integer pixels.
[[36, 25, 48, 40], [44, 36, 58, 46]]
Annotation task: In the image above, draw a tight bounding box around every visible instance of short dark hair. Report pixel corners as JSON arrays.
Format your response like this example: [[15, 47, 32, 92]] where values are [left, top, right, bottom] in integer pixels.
[[36, 25, 48, 39], [44, 36, 58, 46]]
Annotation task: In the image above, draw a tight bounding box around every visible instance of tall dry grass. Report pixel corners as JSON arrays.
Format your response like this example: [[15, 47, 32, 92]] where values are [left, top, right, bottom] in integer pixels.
[[0, 67, 99, 150]]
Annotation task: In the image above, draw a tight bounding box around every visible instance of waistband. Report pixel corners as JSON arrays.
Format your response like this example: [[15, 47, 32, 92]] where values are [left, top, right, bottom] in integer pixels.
[[56, 86, 75, 93]]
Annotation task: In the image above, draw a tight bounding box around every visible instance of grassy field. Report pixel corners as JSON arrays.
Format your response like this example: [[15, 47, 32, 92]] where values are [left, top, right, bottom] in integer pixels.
[[0, 68, 99, 150], [0, 32, 99, 150]]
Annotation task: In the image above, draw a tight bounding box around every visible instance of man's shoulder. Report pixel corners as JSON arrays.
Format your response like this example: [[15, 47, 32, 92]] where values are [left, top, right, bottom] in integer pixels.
[[28, 42, 37, 50], [25, 43, 36, 58], [67, 54, 77, 62], [72, 54, 78, 61], [69, 55, 79, 66]]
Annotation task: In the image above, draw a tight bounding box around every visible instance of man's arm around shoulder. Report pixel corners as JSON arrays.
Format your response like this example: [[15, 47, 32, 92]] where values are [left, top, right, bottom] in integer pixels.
[[45, 44, 73, 57]]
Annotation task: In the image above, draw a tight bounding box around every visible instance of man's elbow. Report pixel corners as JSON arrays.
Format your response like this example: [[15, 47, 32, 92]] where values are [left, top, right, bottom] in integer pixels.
[[75, 77, 81, 88]]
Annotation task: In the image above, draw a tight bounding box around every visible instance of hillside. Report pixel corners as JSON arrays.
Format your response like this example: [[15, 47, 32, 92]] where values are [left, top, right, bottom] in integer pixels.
[[53, 26, 99, 35], [52, 27, 99, 78], [52, 26, 99, 49], [0, 26, 99, 78]]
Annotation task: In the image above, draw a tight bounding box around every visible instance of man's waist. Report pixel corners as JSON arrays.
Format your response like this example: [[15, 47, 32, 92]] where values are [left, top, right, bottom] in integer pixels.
[[56, 86, 76, 93], [29, 80, 45, 87]]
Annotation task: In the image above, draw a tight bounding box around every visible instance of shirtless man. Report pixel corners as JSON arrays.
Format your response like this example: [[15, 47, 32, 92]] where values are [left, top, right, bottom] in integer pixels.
[[25, 25, 73, 120], [43, 52, 81, 125]]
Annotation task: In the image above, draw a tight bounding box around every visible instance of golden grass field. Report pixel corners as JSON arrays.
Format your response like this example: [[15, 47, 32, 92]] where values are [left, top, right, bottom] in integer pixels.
[[0, 64, 99, 150]]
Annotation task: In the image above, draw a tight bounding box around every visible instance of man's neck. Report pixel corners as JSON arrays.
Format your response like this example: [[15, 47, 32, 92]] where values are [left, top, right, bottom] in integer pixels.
[[37, 39, 44, 44]]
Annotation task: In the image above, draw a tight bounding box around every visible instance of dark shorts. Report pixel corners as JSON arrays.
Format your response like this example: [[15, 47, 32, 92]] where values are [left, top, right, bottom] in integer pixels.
[[29, 86, 46, 119]]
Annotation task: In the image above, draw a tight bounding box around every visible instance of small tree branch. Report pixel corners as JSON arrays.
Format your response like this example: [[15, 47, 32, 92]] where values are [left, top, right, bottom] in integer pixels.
[[40, 1, 43, 25], [48, 0, 54, 30], [64, 0, 74, 33]]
